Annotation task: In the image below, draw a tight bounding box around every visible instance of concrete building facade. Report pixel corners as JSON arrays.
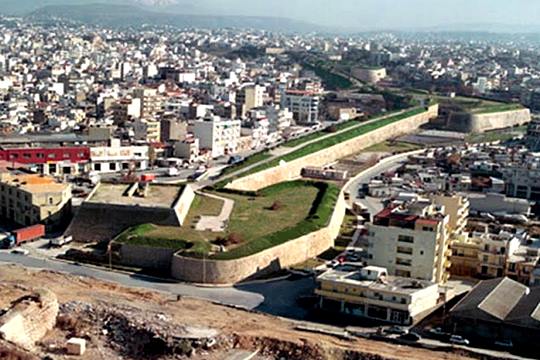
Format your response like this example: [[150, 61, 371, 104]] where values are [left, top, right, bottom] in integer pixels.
[[315, 266, 438, 325], [0, 171, 71, 229]]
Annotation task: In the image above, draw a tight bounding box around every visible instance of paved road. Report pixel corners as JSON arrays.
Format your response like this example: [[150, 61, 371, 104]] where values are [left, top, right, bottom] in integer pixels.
[[0, 253, 268, 308], [345, 150, 424, 213]]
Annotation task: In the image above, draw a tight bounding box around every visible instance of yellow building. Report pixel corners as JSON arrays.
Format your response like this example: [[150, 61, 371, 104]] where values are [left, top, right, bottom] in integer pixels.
[[0, 171, 72, 228], [316, 265, 439, 325]]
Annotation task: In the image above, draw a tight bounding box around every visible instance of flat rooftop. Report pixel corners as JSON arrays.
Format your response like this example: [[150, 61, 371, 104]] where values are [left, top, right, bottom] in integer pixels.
[[318, 266, 435, 295], [88, 183, 183, 208], [0, 171, 69, 193]]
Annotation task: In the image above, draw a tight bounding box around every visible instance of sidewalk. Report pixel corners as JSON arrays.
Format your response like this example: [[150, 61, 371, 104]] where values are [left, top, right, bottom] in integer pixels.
[[195, 192, 235, 232]]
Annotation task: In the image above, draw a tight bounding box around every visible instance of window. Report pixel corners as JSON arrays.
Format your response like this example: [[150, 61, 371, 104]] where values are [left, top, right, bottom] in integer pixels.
[[94, 163, 101, 171], [397, 246, 413, 255], [48, 153, 55, 159], [36, 153, 44, 158], [23, 153, 31, 159], [398, 235, 414, 243], [396, 258, 412, 266]]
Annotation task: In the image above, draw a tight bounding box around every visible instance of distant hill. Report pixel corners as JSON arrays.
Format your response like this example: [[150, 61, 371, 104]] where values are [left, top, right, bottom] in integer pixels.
[[24, 3, 324, 33]]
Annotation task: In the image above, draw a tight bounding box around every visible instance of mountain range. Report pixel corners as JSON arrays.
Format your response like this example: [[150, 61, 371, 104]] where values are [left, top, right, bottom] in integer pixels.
[[22, 3, 324, 33], [2, 1, 540, 35]]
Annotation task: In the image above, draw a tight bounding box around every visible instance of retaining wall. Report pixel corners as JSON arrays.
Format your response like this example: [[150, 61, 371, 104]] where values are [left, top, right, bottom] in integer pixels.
[[118, 244, 176, 270], [170, 190, 347, 284], [174, 184, 195, 226], [68, 184, 195, 243], [225, 105, 438, 192], [446, 108, 531, 133]]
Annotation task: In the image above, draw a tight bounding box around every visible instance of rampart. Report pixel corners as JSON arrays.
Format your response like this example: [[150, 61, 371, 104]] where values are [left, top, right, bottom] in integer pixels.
[[225, 105, 438, 192], [170, 190, 347, 284]]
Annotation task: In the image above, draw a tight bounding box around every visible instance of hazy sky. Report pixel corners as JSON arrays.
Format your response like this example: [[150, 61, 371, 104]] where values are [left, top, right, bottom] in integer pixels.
[[182, 0, 540, 30]]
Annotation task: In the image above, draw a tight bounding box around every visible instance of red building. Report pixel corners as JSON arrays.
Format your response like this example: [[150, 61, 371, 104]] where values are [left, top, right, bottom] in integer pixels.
[[0, 146, 90, 175]]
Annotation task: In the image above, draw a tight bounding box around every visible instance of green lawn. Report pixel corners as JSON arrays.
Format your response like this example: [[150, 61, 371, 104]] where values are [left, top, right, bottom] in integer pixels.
[[472, 103, 523, 114], [302, 62, 353, 90], [115, 194, 225, 253], [363, 141, 422, 153], [339, 212, 358, 238], [225, 107, 427, 182], [219, 151, 272, 177], [282, 119, 362, 148], [115, 181, 341, 260], [466, 125, 527, 144]]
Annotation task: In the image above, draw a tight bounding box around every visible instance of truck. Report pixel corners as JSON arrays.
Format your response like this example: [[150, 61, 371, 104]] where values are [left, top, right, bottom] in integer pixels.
[[50, 235, 73, 248], [1, 224, 45, 249]]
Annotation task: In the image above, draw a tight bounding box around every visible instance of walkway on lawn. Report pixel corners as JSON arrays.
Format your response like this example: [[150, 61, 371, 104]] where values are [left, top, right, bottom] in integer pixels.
[[195, 192, 235, 232]]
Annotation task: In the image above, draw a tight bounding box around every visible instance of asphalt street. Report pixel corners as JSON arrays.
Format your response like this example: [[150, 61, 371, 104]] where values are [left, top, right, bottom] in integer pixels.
[[0, 252, 311, 315]]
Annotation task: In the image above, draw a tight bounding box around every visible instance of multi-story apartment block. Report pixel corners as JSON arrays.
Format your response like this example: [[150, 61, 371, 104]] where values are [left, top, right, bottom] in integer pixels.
[[133, 118, 161, 143], [451, 224, 540, 285], [193, 115, 241, 158], [502, 153, 540, 200], [281, 89, 320, 124], [315, 265, 438, 325], [0, 171, 72, 229], [236, 84, 264, 118], [133, 87, 164, 118], [367, 196, 466, 284]]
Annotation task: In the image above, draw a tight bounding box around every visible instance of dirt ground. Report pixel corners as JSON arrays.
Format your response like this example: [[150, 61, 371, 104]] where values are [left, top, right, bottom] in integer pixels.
[[0, 264, 476, 360]]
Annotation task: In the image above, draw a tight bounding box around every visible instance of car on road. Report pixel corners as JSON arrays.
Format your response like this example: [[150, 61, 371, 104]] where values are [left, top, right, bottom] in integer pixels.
[[494, 339, 513, 349], [399, 332, 421, 342], [385, 326, 408, 335], [11, 248, 29, 255], [428, 327, 448, 337], [449, 335, 470, 345]]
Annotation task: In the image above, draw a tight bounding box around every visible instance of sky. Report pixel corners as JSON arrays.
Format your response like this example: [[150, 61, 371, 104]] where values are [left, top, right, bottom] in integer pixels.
[[177, 0, 540, 30]]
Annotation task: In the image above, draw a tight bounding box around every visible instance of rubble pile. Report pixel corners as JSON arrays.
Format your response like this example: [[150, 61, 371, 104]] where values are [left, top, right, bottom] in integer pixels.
[[0, 289, 59, 351], [58, 301, 219, 359], [233, 334, 326, 360]]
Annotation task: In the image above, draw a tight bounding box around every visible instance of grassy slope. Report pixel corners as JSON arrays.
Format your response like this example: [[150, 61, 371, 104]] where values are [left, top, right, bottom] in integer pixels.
[[116, 181, 339, 260], [228, 107, 426, 181]]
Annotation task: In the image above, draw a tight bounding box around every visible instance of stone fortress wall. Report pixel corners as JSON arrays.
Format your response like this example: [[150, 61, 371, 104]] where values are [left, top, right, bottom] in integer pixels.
[[170, 190, 347, 284], [226, 105, 439, 192], [446, 108, 531, 133]]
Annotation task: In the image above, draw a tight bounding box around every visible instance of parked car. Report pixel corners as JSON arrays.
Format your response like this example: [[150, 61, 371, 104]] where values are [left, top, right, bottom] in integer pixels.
[[428, 327, 447, 337], [385, 326, 408, 335], [494, 339, 513, 349], [449, 335, 470, 345], [11, 248, 29, 255], [399, 332, 421, 342]]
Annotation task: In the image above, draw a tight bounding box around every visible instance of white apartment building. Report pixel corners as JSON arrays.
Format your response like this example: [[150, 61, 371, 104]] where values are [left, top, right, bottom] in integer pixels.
[[89, 140, 149, 173], [193, 115, 241, 158], [367, 197, 464, 284], [316, 265, 438, 325], [281, 89, 320, 124]]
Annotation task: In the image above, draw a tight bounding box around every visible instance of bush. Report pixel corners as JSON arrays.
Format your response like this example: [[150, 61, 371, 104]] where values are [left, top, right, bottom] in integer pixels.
[[269, 201, 283, 211]]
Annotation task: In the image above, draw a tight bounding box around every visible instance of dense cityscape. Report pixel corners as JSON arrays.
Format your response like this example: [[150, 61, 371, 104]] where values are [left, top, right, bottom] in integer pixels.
[[1, 2, 540, 359]]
